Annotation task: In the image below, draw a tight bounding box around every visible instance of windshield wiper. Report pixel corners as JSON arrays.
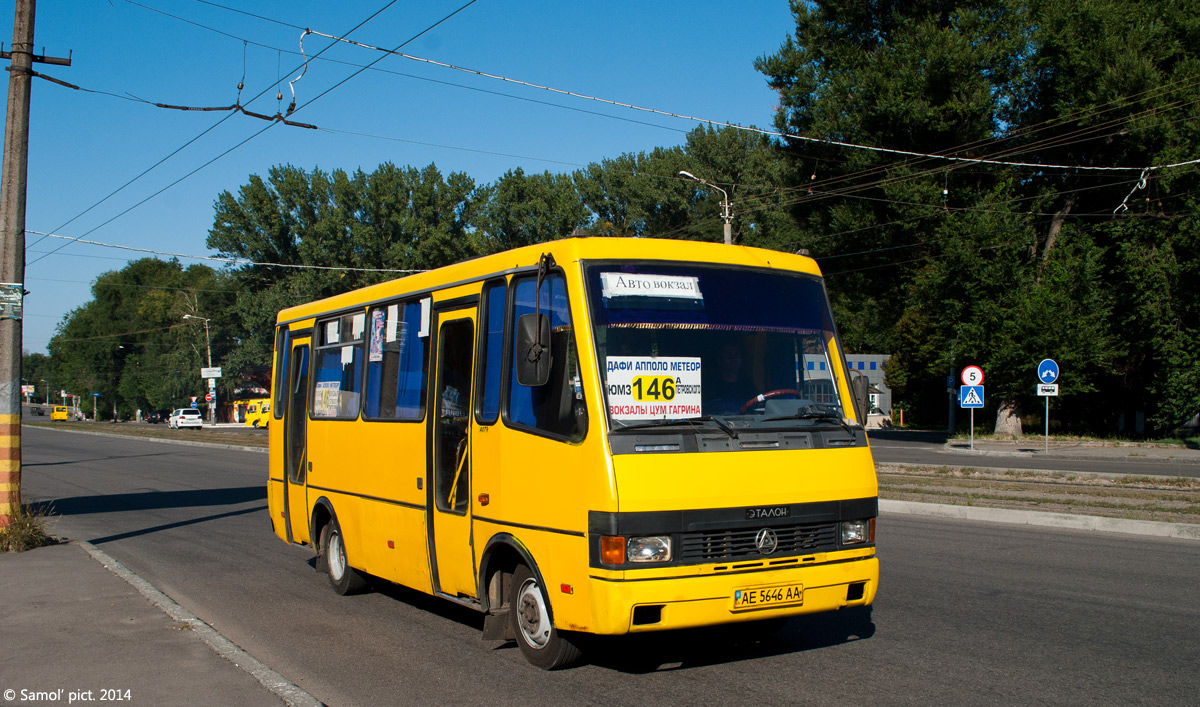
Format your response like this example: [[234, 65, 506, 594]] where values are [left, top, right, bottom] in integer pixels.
[[614, 415, 738, 439], [763, 408, 858, 437]]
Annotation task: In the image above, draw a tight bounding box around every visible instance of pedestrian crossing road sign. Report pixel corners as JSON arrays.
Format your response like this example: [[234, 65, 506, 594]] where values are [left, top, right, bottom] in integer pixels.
[[959, 385, 984, 408]]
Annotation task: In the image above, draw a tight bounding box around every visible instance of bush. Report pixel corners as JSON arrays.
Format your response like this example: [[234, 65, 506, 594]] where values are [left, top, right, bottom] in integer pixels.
[[0, 503, 57, 552]]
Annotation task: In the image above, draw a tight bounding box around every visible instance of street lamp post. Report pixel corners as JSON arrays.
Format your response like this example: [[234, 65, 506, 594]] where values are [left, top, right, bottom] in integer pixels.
[[182, 314, 214, 425], [679, 170, 732, 245]]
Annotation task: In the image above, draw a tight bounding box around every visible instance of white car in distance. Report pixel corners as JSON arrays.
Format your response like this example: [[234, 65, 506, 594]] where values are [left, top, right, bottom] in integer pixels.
[[168, 408, 203, 429]]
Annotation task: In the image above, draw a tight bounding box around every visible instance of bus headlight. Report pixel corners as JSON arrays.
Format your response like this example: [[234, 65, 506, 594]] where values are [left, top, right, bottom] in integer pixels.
[[840, 519, 872, 545], [627, 535, 672, 563]]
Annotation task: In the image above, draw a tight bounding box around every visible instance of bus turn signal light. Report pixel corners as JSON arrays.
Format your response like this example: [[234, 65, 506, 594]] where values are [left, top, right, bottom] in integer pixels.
[[600, 536, 626, 565]]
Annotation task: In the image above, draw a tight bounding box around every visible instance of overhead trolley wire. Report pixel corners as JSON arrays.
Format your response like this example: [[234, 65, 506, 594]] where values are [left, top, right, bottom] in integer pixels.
[[27, 0, 410, 267]]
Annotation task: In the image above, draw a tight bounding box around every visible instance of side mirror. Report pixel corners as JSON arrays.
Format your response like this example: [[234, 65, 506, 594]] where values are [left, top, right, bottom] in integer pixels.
[[849, 371, 870, 424], [516, 313, 551, 387]]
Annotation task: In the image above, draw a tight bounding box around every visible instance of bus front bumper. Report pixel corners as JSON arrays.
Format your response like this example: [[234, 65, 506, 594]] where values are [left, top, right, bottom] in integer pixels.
[[584, 554, 878, 635]]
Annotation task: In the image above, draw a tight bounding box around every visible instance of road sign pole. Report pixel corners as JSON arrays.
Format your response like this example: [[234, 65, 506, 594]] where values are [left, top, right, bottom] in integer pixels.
[[1037, 358, 1059, 455], [970, 409, 975, 451]]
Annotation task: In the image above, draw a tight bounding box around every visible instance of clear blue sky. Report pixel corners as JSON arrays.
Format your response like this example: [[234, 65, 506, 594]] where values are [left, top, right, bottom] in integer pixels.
[[5, 0, 797, 354]]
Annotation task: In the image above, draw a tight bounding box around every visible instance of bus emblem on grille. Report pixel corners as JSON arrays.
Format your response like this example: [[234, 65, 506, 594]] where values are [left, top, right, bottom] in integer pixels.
[[755, 528, 778, 555]]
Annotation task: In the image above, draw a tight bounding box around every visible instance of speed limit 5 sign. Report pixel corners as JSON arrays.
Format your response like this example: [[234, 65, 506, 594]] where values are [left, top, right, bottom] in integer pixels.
[[961, 365, 984, 386]]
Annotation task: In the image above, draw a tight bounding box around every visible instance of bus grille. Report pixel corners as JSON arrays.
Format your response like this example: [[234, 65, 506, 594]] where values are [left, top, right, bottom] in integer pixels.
[[679, 521, 839, 563]]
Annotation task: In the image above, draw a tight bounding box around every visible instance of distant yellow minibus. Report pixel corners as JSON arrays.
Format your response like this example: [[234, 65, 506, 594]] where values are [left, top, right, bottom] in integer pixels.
[[268, 237, 878, 669], [50, 405, 69, 421], [243, 399, 271, 428]]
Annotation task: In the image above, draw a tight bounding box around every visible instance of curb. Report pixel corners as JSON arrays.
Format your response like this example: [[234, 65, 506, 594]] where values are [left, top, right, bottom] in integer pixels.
[[940, 445, 1200, 466], [881, 499, 1200, 541], [878, 461, 1197, 484], [78, 542, 321, 707]]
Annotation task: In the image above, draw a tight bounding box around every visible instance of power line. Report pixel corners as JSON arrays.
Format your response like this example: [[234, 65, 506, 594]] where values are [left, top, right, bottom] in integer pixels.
[[301, 28, 1200, 174], [28, 0, 408, 265], [27, 229, 425, 273]]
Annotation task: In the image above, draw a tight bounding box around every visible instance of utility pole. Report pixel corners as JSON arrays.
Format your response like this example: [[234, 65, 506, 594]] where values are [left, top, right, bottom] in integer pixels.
[[0, 0, 69, 527]]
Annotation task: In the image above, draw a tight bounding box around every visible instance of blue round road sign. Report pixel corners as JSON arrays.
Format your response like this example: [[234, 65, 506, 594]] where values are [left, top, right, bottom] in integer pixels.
[[1038, 358, 1059, 384]]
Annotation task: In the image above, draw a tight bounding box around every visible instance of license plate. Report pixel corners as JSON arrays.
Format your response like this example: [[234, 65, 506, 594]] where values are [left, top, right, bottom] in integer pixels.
[[732, 582, 804, 611]]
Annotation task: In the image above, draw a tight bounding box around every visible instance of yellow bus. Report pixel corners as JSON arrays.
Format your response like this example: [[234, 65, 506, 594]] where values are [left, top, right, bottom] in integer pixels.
[[243, 399, 271, 428], [50, 405, 70, 421], [267, 237, 878, 669]]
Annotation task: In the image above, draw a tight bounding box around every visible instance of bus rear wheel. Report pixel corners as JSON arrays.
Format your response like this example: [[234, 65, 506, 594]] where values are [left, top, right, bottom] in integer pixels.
[[320, 518, 367, 595], [510, 564, 582, 670]]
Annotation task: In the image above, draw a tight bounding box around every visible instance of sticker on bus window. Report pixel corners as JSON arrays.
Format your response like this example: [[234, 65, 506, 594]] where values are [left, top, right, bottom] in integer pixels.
[[314, 381, 341, 417], [369, 310, 385, 362], [418, 297, 431, 338], [605, 356, 702, 420], [386, 304, 399, 342], [600, 273, 703, 301]]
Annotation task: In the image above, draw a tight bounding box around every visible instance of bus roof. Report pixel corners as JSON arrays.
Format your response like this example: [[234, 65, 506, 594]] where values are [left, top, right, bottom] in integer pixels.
[[275, 237, 821, 326]]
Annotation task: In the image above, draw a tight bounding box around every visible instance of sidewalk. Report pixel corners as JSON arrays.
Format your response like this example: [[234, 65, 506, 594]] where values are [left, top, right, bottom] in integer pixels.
[[0, 542, 315, 707]]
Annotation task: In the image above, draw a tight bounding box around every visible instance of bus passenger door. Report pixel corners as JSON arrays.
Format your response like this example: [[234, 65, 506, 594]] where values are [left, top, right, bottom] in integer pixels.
[[283, 342, 310, 544], [429, 307, 478, 599]]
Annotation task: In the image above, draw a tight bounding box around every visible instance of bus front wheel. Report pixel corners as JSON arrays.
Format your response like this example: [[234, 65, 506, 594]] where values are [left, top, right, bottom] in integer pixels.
[[510, 564, 582, 670], [320, 518, 367, 595]]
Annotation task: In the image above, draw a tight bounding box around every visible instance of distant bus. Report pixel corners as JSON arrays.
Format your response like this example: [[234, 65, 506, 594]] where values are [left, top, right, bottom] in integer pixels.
[[267, 237, 879, 669], [50, 406, 69, 421], [242, 399, 271, 428]]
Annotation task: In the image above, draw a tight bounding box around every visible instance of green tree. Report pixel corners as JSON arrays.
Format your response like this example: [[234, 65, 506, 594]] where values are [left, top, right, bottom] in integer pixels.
[[47, 259, 234, 419], [757, 0, 1200, 435], [477, 168, 589, 252], [208, 162, 484, 377]]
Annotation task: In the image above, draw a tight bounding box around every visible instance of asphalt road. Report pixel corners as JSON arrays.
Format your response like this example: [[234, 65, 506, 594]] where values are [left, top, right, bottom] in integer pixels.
[[19, 426, 1200, 705]]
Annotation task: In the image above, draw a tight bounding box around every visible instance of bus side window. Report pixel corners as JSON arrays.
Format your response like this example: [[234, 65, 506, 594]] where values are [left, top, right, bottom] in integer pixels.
[[475, 279, 506, 425], [507, 273, 587, 441], [365, 301, 429, 421], [273, 327, 289, 420], [312, 312, 366, 419]]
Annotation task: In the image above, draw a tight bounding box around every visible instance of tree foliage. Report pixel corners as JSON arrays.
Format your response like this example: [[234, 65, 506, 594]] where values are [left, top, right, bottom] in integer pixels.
[[44, 259, 234, 419], [756, 0, 1200, 434]]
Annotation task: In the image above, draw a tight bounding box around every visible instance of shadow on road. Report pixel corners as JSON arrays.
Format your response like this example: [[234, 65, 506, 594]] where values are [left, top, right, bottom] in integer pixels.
[[32, 486, 267, 516], [582, 607, 875, 672], [865, 428, 948, 445], [85, 505, 268, 544], [22, 451, 177, 468]]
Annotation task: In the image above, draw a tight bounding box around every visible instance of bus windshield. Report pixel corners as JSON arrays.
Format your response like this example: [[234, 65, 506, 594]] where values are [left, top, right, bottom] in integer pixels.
[[585, 262, 848, 431]]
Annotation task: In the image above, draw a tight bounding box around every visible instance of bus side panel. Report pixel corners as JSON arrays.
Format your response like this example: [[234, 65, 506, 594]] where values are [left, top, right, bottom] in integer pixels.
[[473, 427, 611, 632], [306, 418, 433, 593]]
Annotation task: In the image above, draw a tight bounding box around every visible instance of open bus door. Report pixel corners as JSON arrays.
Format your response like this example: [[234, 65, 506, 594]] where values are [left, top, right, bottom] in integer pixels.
[[428, 305, 478, 600], [283, 341, 310, 544]]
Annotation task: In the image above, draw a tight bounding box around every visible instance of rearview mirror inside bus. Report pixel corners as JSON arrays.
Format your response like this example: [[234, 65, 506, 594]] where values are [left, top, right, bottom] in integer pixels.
[[516, 313, 551, 387]]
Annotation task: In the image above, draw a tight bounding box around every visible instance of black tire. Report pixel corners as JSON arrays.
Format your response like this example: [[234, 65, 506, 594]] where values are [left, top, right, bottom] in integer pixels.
[[510, 564, 583, 670], [320, 517, 367, 595]]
